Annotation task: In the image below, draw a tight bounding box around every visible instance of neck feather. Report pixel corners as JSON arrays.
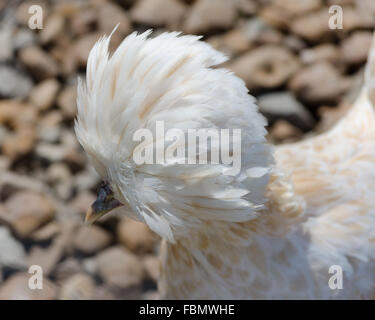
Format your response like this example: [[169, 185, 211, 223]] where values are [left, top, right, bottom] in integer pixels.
[[158, 169, 309, 299]]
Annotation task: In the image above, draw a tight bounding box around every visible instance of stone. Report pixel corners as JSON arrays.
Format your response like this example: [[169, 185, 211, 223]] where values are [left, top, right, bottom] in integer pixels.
[[74, 168, 101, 192], [0, 156, 10, 171], [0, 191, 54, 238], [71, 191, 96, 216], [74, 33, 102, 67], [0, 23, 14, 62], [243, 17, 283, 46], [73, 225, 112, 254], [98, 2, 132, 36], [228, 45, 300, 90], [59, 273, 96, 300], [259, 4, 290, 29], [30, 222, 60, 241], [35, 142, 67, 162], [260, 0, 322, 29], [273, 0, 322, 16], [0, 100, 37, 159], [269, 120, 302, 143], [29, 79, 60, 111], [2, 126, 36, 159], [92, 286, 116, 300], [142, 290, 160, 300], [0, 65, 33, 98], [317, 103, 352, 132], [96, 246, 145, 289], [0, 226, 27, 270], [208, 29, 251, 57], [56, 86, 77, 119], [70, 7, 97, 37], [290, 9, 329, 42], [0, 171, 48, 196], [28, 245, 61, 276], [258, 92, 314, 131], [340, 31, 373, 65], [118, 218, 158, 254], [131, 0, 187, 29], [53, 258, 82, 282], [28, 222, 77, 275], [13, 29, 37, 50], [341, 6, 375, 31], [0, 273, 57, 300], [289, 62, 351, 104], [46, 163, 71, 184], [183, 0, 237, 34], [39, 14, 65, 44], [283, 35, 306, 52], [19, 46, 59, 80], [142, 255, 160, 283], [46, 163, 73, 200], [300, 44, 340, 65], [38, 124, 62, 143], [237, 0, 257, 16], [82, 257, 98, 276], [0, 100, 37, 128]]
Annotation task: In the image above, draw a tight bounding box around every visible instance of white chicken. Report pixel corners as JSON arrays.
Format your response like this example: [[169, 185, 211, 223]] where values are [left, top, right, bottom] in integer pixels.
[[75, 29, 375, 299]]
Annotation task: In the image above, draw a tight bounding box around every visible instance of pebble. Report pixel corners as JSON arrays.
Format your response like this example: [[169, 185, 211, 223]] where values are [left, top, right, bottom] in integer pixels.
[[59, 273, 96, 300], [340, 31, 373, 65], [13, 28, 37, 50], [118, 218, 158, 254], [36, 143, 68, 162], [142, 255, 160, 283], [29, 79, 60, 111], [289, 62, 351, 104], [131, 0, 187, 29], [2, 126, 36, 159], [96, 246, 145, 289], [0, 273, 57, 300], [258, 91, 314, 131], [28, 222, 77, 275], [98, 2, 132, 36], [0, 65, 33, 98], [74, 225, 112, 255], [39, 13, 65, 44], [270, 120, 302, 143], [0, 191, 54, 238], [56, 86, 77, 119], [74, 33, 103, 67], [0, 226, 27, 270], [53, 258, 82, 282], [183, 0, 237, 34], [300, 44, 340, 65], [19, 46, 59, 80], [0, 23, 14, 62], [228, 45, 300, 90], [208, 29, 252, 57]]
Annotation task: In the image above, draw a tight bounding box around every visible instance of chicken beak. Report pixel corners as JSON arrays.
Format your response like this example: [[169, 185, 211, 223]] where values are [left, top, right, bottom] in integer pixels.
[[85, 183, 121, 224]]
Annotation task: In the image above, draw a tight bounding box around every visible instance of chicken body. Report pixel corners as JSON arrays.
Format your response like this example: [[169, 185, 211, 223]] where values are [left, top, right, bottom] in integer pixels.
[[76, 30, 375, 299], [160, 88, 375, 299]]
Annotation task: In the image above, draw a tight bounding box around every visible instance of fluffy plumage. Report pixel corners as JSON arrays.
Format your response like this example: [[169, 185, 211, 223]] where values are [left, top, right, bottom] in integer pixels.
[[76, 30, 375, 299]]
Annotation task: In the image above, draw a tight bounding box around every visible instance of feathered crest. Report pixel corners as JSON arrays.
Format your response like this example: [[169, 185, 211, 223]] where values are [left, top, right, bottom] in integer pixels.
[[75, 29, 273, 241]]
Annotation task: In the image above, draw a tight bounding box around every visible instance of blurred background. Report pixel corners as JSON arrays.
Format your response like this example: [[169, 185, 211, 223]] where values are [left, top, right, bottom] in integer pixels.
[[0, 0, 374, 299]]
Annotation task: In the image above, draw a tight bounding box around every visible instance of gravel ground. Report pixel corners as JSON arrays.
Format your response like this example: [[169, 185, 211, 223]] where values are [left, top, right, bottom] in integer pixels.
[[0, 0, 373, 299]]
